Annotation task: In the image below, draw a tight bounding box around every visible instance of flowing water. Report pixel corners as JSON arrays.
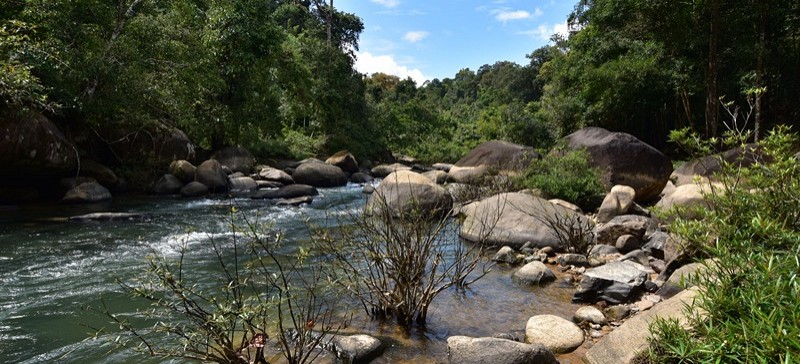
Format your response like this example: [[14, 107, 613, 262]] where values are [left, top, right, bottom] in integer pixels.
[[0, 185, 583, 363]]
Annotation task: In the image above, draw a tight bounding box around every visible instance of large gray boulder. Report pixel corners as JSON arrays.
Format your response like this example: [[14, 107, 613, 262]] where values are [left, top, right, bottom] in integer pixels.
[[573, 260, 650, 304], [565, 127, 672, 202], [196, 159, 228, 191], [583, 287, 702, 364], [524, 315, 585, 354], [365, 170, 452, 218], [454, 140, 539, 171], [459, 192, 592, 250], [212, 146, 255, 174], [180, 181, 209, 197], [228, 176, 258, 192], [671, 144, 761, 186], [153, 174, 184, 194], [0, 112, 78, 178], [596, 185, 636, 223], [594, 215, 659, 246], [62, 182, 112, 203], [655, 183, 713, 220], [292, 161, 347, 188], [169, 160, 196, 184], [370, 163, 411, 178], [326, 150, 359, 174], [101, 121, 195, 165], [79, 160, 120, 188], [257, 166, 294, 185], [447, 336, 558, 364]]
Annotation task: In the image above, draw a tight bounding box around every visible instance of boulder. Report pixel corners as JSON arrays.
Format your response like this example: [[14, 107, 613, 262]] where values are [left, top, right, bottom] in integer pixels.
[[228, 176, 258, 192], [78, 160, 120, 188], [548, 199, 582, 214], [595, 215, 658, 246], [101, 121, 195, 165], [492, 246, 519, 264], [365, 170, 453, 218], [589, 244, 620, 257], [169, 160, 196, 184], [258, 167, 294, 185], [447, 336, 558, 364], [657, 261, 707, 298], [583, 288, 702, 364], [618, 249, 650, 266], [596, 185, 636, 223], [615, 234, 641, 253], [251, 184, 318, 200], [275, 196, 314, 206], [565, 127, 672, 202], [447, 165, 490, 184], [180, 181, 209, 197], [525, 315, 585, 354], [330, 334, 383, 364], [350, 172, 373, 184], [196, 159, 228, 191], [255, 180, 283, 189], [212, 146, 255, 174], [153, 174, 184, 194], [62, 182, 112, 203], [326, 150, 359, 174], [455, 140, 539, 171], [433, 163, 454, 172], [573, 260, 650, 304], [459, 192, 592, 250], [512, 261, 556, 285], [671, 144, 762, 186], [370, 163, 411, 178], [292, 161, 347, 188], [422, 169, 448, 184], [655, 183, 711, 220], [558, 253, 589, 267], [0, 112, 78, 178], [574, 306, 606, 325], [643, 231, 670, 260]]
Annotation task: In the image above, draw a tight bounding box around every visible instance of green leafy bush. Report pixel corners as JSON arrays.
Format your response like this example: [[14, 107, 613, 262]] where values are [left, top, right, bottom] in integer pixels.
[[639, 126, 800, 363], [515, 148, 605, 210]]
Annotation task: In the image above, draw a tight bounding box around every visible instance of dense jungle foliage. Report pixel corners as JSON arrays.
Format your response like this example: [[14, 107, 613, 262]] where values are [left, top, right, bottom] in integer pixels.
[[2, 0, 799, 161]]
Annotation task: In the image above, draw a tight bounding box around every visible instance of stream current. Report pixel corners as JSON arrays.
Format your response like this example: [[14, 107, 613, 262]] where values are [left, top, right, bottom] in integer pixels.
[[0, 184, 581, 363]]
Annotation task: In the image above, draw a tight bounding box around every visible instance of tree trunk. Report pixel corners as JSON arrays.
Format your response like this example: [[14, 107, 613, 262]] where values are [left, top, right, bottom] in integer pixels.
[[754, 1, 766, 142], [327, 0, 333, 45], [704, 0, 720, 139]]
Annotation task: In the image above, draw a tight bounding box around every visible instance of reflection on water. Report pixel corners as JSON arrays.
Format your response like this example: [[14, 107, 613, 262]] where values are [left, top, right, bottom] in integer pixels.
[[0, 185, 582, 363]]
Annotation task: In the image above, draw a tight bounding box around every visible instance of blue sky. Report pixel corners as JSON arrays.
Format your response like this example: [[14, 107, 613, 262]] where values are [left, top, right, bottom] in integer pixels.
[[336, 0, 575, 84]]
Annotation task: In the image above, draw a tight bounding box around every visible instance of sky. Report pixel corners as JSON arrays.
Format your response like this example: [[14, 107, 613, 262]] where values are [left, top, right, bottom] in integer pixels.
[[335, 0, 575, 85]]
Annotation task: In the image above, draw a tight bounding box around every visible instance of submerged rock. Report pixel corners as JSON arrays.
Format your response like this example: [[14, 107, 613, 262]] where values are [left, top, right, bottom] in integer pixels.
[[251, 184, 318, 200], [69, 212, 146, 222]]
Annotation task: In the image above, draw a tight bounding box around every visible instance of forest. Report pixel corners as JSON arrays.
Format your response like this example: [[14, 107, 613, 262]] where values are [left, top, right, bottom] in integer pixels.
[[2, 0, 799, 168]]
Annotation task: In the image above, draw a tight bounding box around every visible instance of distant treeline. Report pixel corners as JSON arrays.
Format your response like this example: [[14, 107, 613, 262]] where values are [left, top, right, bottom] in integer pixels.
[[2, 0, 799, 163]]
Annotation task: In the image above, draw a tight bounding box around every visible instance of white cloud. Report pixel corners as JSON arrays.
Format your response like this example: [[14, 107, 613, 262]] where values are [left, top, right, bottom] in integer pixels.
[[521, 21, 570, 40], [371, 0, 399, 8], [403, 31, 429, 43], [494, 10, 531, 22], [533, 8, 543, 17], [355, 51, 427, 85]]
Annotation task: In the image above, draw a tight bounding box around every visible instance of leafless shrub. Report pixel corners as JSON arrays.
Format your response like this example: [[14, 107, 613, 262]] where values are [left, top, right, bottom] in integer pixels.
[[92, 205, 344, 364], [315, 191, 493, 327]]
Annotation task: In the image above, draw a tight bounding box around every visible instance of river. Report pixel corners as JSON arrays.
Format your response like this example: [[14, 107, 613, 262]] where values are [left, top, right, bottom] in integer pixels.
[[0, 185, 582, 363]]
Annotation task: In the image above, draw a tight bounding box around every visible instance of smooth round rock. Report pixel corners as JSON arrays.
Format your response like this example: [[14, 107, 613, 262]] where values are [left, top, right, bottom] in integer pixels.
[[574, 306, 607, 325], [525, 314, 585, 354], [512, 261, 555, 285]]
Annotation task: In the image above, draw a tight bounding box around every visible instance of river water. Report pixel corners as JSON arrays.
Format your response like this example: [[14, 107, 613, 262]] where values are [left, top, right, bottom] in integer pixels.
[[0, 185, 582, 363]]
